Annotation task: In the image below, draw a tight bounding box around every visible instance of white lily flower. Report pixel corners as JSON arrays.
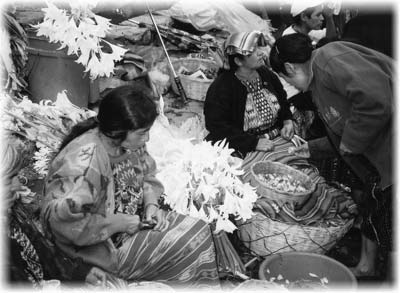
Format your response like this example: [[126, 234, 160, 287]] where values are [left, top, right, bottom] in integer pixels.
[[147, 114, 258, 232]]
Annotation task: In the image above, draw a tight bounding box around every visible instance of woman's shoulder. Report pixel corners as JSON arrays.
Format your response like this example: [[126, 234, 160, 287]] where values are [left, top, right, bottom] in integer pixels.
[[213, 70, 235, 84], [50, 132, 109, 177], [57, 129, 106, 163], [206, 70, 236, 97], [66, 129, 99, 150]]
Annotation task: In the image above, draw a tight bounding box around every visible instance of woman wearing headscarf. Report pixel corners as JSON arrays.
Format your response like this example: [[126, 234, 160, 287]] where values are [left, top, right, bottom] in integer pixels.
[[204, 31, 357, 258], [204, 31, 294, 158]]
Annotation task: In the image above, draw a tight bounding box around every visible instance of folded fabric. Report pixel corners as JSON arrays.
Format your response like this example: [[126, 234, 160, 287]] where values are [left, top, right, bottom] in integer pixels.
[[242, 137, 358, 226]]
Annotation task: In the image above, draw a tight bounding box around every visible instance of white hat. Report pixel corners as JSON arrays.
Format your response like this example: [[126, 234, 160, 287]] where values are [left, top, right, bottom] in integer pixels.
[[290, 0, 325, 17]]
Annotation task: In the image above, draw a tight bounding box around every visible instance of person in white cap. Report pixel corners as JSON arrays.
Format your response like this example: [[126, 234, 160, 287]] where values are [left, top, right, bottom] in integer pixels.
[[282, 0, 337, 45]]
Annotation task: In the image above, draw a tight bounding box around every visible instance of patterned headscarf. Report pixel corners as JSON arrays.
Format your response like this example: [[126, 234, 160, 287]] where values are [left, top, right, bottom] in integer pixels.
[[216, 31, 267, 70], [224, 31, 267, 56]]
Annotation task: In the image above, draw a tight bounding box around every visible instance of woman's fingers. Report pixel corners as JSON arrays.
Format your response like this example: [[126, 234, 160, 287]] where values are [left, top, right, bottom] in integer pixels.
[[154, 210, 169, 232], [292, 143, 310, 158], [281, 124, 294, 140]]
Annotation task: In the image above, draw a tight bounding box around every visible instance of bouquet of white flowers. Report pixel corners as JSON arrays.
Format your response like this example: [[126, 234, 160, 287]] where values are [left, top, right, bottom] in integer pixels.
[[147, 114, 257, 233], [32, 1, 127, 80], [147, 111, 256, 278]]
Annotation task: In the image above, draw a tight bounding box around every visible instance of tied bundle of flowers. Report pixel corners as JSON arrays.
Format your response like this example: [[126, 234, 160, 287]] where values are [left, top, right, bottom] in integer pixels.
[[32, 1, 127, 79], [0, 91, 96, 177], [147, 114, 257, 233]]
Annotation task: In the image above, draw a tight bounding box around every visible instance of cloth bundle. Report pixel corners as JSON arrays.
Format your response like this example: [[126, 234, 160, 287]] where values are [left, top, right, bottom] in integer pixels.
[[241, 137, 358, 227]]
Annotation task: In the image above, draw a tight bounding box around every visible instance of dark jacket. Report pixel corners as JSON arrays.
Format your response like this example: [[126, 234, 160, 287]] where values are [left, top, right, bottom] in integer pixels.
[[308, 41, 393, 189], [204, 66, 292, 156]]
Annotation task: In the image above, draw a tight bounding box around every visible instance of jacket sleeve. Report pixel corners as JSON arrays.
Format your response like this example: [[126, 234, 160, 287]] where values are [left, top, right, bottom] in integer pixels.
[[42, 143, 129, 246], [308, 136, 337, 159], [319, 51, 392, 153], [204, 76, 259, 154]]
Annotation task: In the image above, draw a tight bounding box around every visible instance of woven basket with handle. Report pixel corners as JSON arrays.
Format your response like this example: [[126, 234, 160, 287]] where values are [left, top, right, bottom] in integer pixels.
[[171, 58, 218, 101]]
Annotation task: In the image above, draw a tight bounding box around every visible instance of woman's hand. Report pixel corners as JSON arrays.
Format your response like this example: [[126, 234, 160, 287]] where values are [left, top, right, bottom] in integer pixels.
[[125, 215, 141, 235], [288, 143, 310, 158], [255, 138, 275, 152], [280, 120, 294, 140], [144, 204, 168, 232], [85, 267, 107, 288]]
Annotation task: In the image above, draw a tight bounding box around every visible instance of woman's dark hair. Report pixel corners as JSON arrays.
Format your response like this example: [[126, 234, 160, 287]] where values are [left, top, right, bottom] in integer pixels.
[[227, 53, 245, 72], [269, 33, 314, 75], [59, 85, 158, 151], [217, 53, 246, 75]]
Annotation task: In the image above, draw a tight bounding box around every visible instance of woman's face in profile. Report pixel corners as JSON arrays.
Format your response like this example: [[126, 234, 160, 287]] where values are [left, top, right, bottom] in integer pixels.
[[279, 63, 310, 92], [121, 126, 152, 152]]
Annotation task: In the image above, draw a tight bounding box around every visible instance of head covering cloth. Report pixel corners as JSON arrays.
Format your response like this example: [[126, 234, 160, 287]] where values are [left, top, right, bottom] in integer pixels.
[[224, 31, 266, 56], [219, 31, 266, 70], [290, 0, 325, 17]]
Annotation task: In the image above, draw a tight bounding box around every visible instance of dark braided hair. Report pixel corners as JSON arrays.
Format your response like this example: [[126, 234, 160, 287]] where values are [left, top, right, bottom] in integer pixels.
[[59, 85, 158, 152], [269, 33, 314, 75]]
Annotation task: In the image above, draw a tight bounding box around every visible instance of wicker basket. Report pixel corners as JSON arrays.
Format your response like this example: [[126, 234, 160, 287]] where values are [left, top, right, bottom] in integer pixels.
[[250, 161, 316, 207], [171, 58, 218, 101], [238, 212, 354, 257]]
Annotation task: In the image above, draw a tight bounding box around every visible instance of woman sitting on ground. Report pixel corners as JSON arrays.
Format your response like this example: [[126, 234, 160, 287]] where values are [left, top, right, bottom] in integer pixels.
[[2, 136, 105, 288], [204, 31, 357, 257], [40, 85, 220, 289]]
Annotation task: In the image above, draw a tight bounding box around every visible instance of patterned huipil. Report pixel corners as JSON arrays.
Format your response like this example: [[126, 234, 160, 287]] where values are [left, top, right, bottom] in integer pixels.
[[110, 148, 146, 246], [239, 76, 281, 139]]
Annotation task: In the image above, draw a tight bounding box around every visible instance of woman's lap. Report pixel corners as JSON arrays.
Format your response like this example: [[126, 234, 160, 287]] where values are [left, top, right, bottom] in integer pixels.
[[117, 212, 219, 287]]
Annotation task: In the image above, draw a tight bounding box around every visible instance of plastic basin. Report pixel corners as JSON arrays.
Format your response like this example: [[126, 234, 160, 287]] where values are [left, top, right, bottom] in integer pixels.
[[259, 252, 357, 289]]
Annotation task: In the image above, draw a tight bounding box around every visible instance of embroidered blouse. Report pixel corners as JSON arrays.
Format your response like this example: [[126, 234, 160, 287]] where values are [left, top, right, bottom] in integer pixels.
[[239, 76, 281, 136]]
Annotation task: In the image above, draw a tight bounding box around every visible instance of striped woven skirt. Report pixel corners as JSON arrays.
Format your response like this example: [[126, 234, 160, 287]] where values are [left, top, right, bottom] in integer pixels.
[[116, 211, 220, 289]]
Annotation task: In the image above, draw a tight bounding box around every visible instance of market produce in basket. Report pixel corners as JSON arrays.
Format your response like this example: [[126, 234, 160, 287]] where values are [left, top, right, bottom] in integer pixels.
[[256, 173, 307, 194], [178, 65, 218, 80]]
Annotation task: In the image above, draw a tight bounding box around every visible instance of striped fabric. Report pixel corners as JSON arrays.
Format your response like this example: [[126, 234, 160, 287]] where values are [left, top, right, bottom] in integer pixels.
[[240, 137, 357, 225], [117, 212, 220, 289], [241, 137, 309, 177]]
